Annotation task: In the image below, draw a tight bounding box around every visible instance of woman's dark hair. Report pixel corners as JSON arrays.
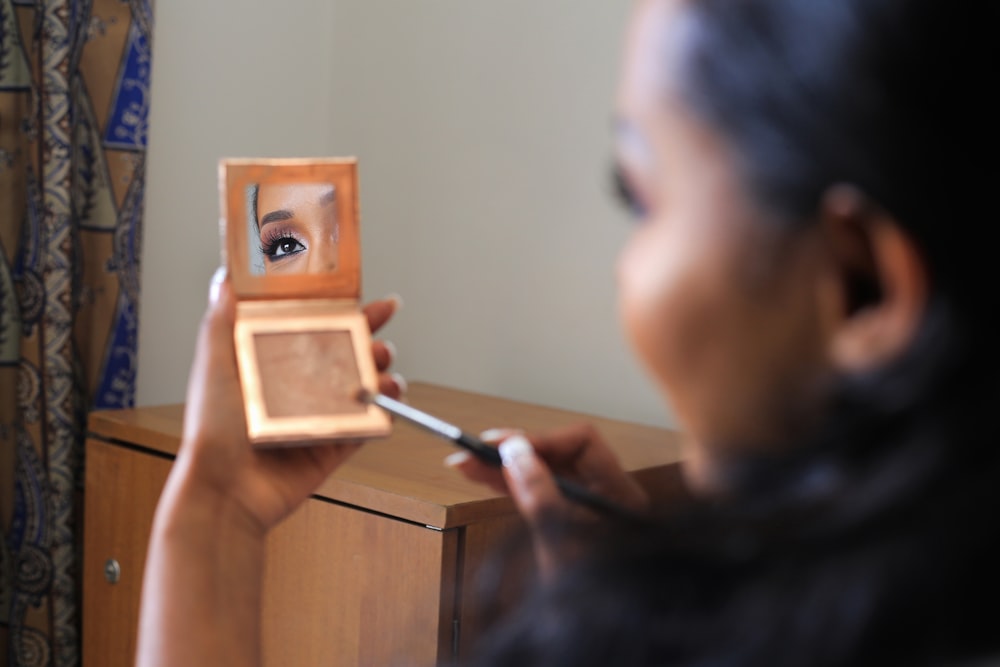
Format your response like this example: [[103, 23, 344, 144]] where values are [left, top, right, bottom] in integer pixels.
[[470, 1, 1000, 665]]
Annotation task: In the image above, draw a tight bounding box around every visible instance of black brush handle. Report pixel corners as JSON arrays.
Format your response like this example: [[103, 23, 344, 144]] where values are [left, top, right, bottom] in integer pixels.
[[457, 432, 643, 523], [368, 392, 644, 523], [455, 432, 504, 466]]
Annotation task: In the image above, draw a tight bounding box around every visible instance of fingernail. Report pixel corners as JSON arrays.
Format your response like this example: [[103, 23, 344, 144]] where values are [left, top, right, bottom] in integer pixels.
[[385, 293, 404, 310], [499, 435, 534, 471], [384, 340, 397, 364], [391, 372, 408, 396], [209, 266, 227, 304], [480, 428, 523, 443], [444, 451, 471, 467]]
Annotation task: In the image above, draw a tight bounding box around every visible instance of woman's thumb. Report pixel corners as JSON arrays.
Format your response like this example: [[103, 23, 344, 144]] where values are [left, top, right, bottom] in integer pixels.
[[499, 435, 563, 521]]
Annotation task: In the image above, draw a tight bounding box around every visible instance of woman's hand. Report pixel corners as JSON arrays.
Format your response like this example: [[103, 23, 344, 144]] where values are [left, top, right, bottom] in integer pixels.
[[138, 271, 405, 667], [447, 423, 649, 572], [167, 269, 404, 535]]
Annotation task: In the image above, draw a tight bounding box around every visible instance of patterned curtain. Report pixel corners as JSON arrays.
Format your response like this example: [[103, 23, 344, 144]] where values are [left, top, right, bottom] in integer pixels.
[[0, 0, 153, 664]]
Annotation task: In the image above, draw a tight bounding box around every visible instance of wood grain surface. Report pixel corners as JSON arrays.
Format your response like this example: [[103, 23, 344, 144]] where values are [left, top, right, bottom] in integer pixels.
[[89, 382, 685, 528], [83, 383, 685, 666]]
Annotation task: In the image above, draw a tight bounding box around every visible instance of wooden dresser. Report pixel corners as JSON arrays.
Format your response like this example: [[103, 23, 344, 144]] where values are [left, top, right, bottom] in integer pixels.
[[82, 382, 683, 666]]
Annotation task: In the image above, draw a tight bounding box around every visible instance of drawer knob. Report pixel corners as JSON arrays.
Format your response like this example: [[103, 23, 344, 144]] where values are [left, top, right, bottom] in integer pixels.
[[104, 558, 121, 584]]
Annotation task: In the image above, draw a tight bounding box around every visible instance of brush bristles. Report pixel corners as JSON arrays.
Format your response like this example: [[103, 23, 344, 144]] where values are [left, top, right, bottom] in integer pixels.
[[354, 387, 374, 405]]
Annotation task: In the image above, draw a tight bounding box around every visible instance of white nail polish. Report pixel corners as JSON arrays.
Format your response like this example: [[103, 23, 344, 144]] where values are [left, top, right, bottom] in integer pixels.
[[383, 340, 397, 363], [499, 435, 533, 469], [479, 428, 522, 443], [209, 266, 227, 304], [444, 451, 471, 467]]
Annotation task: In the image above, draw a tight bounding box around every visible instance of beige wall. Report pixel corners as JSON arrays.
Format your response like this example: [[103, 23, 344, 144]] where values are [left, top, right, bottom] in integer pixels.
[[138, 1, 673, 428]]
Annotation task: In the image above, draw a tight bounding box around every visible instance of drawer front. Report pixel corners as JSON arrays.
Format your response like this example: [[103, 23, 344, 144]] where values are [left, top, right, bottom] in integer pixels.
[[82, 439, 460, 666], [83, 439, 171, 667]]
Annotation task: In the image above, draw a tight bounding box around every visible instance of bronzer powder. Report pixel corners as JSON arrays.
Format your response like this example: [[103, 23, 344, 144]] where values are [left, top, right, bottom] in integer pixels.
[[254, 330, 365, 418]]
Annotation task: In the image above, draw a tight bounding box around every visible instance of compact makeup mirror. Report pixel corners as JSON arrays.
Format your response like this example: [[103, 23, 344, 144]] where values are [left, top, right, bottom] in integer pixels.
[[220, 158, 391, 446]]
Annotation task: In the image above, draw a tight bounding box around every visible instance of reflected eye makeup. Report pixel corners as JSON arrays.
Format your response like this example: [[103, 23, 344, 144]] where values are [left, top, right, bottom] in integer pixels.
[[260, 225, 307, 260], [611, 164, 648, 220]]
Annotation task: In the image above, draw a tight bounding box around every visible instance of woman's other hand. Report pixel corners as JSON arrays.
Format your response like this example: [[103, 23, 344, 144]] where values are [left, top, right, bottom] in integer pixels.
[[447, 423, 649, 572]]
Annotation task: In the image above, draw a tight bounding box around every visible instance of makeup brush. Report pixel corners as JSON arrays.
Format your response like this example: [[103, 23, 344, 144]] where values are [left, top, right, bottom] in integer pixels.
[[356, 388, 644, 521]]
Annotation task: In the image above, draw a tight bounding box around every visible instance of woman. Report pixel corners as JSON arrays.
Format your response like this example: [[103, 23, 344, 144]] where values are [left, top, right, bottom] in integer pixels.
[[137, 0, 1000, 664]]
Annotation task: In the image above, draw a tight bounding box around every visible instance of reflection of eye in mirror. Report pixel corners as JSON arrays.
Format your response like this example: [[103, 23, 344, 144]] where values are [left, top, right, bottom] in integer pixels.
[[246, 182, 339, 275], [253, 330, 365, 418]]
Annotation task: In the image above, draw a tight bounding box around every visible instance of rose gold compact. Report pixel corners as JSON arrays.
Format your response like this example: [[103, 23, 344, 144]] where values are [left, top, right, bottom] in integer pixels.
[[220, 158, 391, 446]]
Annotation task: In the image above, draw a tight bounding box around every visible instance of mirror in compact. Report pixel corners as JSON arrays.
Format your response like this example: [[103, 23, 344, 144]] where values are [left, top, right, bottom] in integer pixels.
[[220, 158, 391, 446], [247, 180, 340, 275]]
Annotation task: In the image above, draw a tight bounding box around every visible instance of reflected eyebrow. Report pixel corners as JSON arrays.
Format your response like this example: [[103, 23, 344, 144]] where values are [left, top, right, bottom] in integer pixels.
[[318, 188, 336, 207], [259, 209, 293, 227]]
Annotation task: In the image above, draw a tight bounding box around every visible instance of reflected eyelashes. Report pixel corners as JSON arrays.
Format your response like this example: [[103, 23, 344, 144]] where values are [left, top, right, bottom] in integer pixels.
[[260, 226, 307, 261]]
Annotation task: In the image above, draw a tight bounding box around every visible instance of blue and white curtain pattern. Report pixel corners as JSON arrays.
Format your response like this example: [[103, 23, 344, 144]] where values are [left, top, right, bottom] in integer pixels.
[[0, 0, 153, 664]]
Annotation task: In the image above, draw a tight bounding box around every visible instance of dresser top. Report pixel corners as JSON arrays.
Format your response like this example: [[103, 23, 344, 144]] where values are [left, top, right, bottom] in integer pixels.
[[88, 382, 684, 528]]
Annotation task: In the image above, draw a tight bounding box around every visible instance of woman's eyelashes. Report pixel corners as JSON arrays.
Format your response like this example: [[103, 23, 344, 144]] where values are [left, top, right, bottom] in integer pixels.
[[260, 228, 307, 261], [611, 165, 649, 220]]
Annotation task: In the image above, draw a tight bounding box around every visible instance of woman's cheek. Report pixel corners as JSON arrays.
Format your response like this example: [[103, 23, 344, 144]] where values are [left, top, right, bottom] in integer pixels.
[[617, 218, 724, 441], [616, 227, 682, 385]]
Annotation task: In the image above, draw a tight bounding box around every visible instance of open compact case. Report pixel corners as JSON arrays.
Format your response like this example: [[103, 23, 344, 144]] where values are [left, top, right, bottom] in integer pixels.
[[220, 157, 391, 446]]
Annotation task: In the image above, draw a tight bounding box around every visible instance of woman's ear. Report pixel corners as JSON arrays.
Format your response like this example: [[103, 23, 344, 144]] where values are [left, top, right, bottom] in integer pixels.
[[817, 185, 928, 373]]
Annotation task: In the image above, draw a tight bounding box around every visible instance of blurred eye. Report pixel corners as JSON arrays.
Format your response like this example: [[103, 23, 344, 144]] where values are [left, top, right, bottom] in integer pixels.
[[611, 164, 648, 219]]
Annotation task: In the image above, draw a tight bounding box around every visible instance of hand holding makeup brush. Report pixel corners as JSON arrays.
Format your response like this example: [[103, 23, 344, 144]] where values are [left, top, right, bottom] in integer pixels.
[[447, 423, 650, 575]]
